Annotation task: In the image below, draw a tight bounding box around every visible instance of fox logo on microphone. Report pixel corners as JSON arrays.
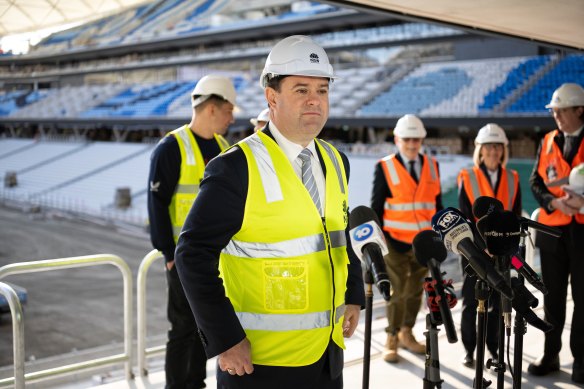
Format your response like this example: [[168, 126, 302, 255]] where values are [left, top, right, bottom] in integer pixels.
[[435, 211, 461, 232]]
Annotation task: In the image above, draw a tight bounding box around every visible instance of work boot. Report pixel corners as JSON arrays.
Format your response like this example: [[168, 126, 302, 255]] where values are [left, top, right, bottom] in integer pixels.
[[528, 354, 560, 376], [398, 327, 426, 354], [383, 334, 399, 363]]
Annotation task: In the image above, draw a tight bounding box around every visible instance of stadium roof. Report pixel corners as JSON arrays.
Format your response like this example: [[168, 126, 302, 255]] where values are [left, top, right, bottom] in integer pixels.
[[0, 0, 147, 36], [331, 0, 584, 51], [2, 0, 583, 51]]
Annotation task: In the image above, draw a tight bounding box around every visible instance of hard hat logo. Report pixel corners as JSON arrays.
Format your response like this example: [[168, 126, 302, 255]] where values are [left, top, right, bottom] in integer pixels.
[[310, 53, 320, 63]]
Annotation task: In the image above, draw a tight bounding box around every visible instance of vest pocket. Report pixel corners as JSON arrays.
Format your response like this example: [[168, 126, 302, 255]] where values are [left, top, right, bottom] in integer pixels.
[[263, 260, 307, 312]]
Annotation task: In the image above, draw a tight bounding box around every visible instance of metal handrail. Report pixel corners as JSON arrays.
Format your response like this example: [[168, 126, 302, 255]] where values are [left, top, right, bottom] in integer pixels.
[[0, 282, 25, 389], [0, 254, 134, 387], [136, 249, 165, 376]]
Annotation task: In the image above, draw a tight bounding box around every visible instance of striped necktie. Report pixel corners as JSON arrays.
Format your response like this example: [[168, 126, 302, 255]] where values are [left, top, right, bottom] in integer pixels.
[[298, 149, 322, 215]]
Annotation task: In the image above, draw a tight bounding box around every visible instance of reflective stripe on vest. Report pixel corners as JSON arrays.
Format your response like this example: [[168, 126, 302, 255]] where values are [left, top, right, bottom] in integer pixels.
[[222, 230, 346, 258], [244, 135, 284, 203], [236, 304, 345, 331], [384, 202, 436, 211]]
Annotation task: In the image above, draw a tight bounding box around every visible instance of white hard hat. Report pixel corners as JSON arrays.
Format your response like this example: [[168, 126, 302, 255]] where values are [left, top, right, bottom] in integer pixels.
[[191, 75, 236, 107], [545, 83, 584, 109], [475, 123, 508, 145], [250, 108, 270, 126], [394, 114, 427, 138], [259, 35, 336, 88], [567, 163, 584, 195]]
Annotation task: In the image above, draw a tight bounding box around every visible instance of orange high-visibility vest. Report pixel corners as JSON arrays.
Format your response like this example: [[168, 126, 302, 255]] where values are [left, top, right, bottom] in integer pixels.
[[380, 154, 441, 244], [536, 130, 584, 226], [457, 166, 519, 220]]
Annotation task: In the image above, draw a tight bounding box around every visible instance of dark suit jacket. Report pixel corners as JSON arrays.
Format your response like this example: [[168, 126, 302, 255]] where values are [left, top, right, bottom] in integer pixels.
[[174, 128, 365, 376]]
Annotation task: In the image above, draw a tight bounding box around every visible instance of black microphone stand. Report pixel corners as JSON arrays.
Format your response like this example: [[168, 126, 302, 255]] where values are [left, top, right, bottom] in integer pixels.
[[474, 280, 492, 389], [422, 277, 444, 389], [512, 226, 529, 388], [491, 255, 511, 389], [362, 270, 373, 389]]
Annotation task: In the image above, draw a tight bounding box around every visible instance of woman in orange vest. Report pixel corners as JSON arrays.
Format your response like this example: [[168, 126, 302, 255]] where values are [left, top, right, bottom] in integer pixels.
[[457, 123, 521, 368], [528, 83, 584, 384]]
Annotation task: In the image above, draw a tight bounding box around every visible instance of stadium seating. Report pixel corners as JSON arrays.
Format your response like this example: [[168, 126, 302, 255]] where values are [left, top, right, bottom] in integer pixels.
[[0, 140, 153, 220], [508, 54, 584, 113]]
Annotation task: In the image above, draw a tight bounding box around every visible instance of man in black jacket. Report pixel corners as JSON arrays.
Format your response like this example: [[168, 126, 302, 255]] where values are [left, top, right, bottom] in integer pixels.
[[528, 83, 584, 384], [175, 35, 364, 389], [148, 75, 236, 389]]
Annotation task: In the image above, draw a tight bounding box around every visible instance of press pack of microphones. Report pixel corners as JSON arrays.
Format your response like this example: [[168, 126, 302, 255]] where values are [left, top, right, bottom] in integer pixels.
[[348, 196, 559, 338], [431, 196, 557, 334]]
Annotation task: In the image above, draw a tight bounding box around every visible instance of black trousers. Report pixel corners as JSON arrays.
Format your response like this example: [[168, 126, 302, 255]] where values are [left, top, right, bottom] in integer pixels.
[[216, 341, 343, 389], [165, 265, 207, 389], [538, 220, 584, 362], [460, 257, 500, 357]]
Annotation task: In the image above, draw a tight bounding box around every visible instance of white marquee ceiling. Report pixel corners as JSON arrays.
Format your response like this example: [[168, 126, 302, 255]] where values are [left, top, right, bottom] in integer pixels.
[[0, 0, 146, 36], [1, 0, 583, 51]]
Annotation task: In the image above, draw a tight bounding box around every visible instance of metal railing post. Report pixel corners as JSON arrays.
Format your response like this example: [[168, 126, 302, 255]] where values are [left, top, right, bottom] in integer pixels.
[[0, 254, 133, 387], [0, 282, 25, 389], [137, 249, 165, 376]]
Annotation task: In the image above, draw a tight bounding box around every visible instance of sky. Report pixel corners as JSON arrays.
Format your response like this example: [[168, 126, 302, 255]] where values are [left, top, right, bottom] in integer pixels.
[[1, 22, 80, 55]]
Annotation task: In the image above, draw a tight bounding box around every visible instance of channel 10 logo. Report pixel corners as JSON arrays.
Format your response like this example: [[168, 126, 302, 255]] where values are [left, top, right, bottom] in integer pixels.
[[435, 209, 460, 231], [353, 222, 373, 242]]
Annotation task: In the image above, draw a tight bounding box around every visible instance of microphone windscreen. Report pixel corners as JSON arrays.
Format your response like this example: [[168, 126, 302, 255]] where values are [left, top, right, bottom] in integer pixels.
[[413, 230, 447, 267], [472, 196, 503, 220], [478, 210, 521, 256], [349, 205, 381, 229]]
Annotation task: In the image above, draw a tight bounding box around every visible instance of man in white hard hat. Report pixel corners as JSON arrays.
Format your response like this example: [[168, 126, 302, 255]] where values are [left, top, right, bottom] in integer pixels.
[[250, 107, 270, 132], [174, 35, 364, 388], [528, 83, 584, 384], [457, 123, 521, 368], [371, 114, 443, 363], [147, 74, 235, 389]]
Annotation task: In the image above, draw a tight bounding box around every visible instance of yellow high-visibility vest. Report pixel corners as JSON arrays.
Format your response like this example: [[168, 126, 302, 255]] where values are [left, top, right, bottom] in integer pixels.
[[169, 125, 229, 242], [220, 131, 349, 366]]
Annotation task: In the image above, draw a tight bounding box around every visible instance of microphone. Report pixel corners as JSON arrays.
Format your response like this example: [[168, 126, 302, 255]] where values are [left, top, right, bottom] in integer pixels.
[[413, 230, 458, 343], [477, 209, 549, 295], [510, 277, 554, 333], [349, 206, 391, 301], [518, 216, 562, 238], [473, 195, 561, 238], [511, 255, 548, 295], [472, 196, 503, 220], [431, 207, 513, 299], [476, 210, 519, 333], [476, 210, 521, 257]]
